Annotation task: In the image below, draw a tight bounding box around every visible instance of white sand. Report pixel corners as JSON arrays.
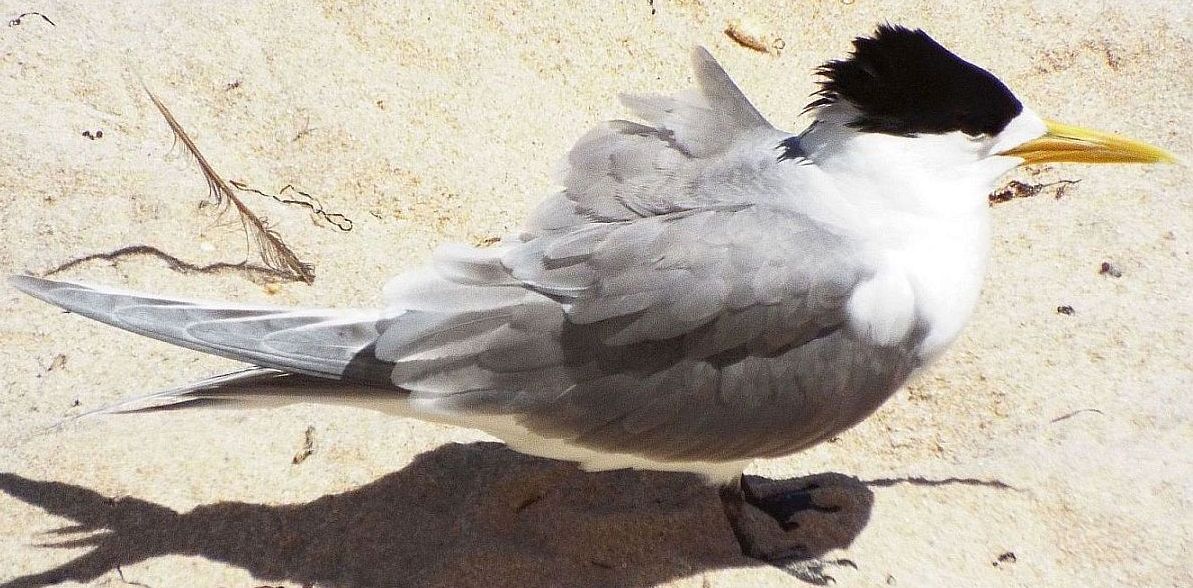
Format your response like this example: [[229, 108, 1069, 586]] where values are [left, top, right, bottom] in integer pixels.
[[1, 1, 1189, 586]]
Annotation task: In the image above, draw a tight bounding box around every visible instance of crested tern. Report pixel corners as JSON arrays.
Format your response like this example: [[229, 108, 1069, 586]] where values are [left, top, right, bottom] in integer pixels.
[[10, 25, 1173, 561]]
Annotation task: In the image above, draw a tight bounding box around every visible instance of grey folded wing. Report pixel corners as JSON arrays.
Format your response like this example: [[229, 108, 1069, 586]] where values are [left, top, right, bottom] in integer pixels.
[[374, 48, 922, 462]]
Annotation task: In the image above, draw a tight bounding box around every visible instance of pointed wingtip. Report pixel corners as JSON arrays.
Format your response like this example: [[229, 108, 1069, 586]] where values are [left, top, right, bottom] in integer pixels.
[[690, 46, 722, 78], [689, 45, 730, 90], [8, 274, 57, 296], [686, 45, 770, 130], [8, 275, 85, 311], [7, 273, 31, 289]]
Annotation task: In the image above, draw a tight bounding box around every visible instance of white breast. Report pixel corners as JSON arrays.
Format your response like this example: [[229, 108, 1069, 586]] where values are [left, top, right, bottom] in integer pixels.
[[789, 124, 999, 361], [897, 210, 992, 358]]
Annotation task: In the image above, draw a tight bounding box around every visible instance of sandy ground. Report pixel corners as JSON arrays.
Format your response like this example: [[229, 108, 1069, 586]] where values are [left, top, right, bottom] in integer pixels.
[[1, 1, 1190, 586]]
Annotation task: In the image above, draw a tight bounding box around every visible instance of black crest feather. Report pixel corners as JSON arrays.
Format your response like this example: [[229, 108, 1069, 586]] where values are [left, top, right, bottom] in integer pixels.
[[808, 25, 1023, 136]]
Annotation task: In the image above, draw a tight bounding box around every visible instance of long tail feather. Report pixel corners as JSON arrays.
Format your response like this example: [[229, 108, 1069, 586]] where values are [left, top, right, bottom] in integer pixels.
[[41, 367, 407, 433]]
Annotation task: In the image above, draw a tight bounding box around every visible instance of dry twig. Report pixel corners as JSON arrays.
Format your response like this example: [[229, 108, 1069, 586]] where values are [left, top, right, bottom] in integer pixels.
[[230, 180, 353, 231], [42, 244, 298, 283], [989, 179, 1080, 205], [147, 91, 314, 283]]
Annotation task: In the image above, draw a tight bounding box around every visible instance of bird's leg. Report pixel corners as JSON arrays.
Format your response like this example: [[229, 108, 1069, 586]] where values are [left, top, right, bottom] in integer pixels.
[[717, 477, 760, 555]]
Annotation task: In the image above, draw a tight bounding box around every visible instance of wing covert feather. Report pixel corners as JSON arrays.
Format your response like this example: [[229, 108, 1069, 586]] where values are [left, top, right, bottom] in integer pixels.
[[372, 48, 918, 463]]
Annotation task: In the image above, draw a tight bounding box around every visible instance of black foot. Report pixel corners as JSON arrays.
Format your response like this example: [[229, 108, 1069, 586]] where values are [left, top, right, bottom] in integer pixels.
[[742, 478, 840, 531], [719, 475, 858, 584]]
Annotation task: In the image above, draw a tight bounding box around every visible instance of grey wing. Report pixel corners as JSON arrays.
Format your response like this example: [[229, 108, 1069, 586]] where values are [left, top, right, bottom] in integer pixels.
[[528, 46, 773, 229], [374, 48, 923, 462], [8, 275, 394, 385], [382, 209, 915, 462]]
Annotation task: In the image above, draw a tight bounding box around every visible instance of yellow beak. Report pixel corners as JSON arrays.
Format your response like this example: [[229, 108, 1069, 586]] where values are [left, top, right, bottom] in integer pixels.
[[1000, 119, 1175, 165]]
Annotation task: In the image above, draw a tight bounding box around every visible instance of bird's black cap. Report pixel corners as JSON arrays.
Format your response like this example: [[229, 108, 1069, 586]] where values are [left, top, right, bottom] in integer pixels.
[[808, 25, 1023, 137]]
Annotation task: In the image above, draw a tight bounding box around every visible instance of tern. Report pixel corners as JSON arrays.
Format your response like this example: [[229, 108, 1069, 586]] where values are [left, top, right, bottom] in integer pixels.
[[10, 25, 1173, 562]]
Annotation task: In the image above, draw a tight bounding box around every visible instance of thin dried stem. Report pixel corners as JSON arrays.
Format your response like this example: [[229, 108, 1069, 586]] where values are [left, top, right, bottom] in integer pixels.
[[146, 91, 315, 283]]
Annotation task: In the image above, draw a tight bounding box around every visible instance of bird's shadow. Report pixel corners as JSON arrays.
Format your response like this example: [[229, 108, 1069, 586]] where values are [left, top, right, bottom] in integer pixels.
[[1, 442, 874, 587]]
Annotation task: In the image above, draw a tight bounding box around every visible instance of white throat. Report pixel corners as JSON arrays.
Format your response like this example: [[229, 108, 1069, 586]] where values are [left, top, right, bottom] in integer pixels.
[[793, 108, 1045, 359]]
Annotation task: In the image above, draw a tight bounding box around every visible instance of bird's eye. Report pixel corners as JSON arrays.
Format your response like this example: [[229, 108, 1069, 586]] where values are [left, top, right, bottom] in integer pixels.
[[954, 113, 985, 137]]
